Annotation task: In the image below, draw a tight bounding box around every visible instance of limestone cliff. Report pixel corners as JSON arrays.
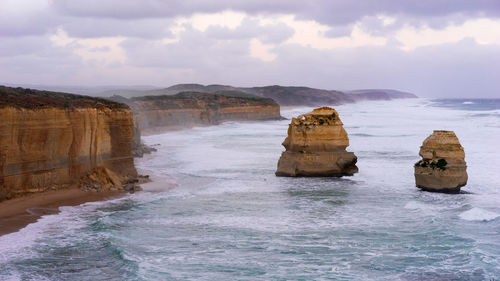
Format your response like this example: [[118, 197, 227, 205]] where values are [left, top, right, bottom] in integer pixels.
[[276, 107, 358, 177], [113, 92, 282, 134], [414, 130, 468, 193], [0, 86, 137, 201]]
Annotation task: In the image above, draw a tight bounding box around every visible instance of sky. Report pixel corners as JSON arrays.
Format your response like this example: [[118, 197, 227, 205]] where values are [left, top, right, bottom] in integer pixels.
[[1, 0, 499, 97]]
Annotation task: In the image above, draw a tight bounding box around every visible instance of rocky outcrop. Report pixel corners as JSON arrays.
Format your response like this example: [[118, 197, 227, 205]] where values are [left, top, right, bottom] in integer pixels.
[[0, 86, 138, 201], [111, 92, 282, 134], [414, 130, 468, 193], [276, 107, 358, 177]]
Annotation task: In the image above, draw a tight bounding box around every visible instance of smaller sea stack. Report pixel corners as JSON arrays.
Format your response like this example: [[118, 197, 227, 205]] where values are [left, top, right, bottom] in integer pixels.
[[275, 107, 358, 177], [414, 130, 468, 193]]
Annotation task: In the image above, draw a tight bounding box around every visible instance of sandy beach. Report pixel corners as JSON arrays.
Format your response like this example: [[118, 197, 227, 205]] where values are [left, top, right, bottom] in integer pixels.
[[0, 168, 173, 237], [0, 188, 125, 236]]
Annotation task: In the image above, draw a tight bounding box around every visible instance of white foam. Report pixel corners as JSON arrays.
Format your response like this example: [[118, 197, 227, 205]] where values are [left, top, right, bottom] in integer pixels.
[[462, 101, 474, 105], [404, 201, 431, 210], [0, 195, 129, 262], [459, 207, 500, 221]]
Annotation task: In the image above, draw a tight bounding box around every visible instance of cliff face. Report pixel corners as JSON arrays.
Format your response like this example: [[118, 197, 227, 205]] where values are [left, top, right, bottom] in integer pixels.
[[276, 107, 358, 177], [121, 92, 282, 133], [414, 130, 468, 193], [0, 86, 137, 201]]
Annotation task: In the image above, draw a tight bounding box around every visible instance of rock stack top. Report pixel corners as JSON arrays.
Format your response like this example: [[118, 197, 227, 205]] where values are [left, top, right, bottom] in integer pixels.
[[419, 130, 465, 160], [276, 107, 358, 177], [414, 130, 468, 193], [283, 107, 349, 152]]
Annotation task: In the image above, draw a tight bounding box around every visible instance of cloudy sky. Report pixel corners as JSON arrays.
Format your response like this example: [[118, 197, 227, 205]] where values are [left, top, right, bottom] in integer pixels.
[[1, 0, 499, 97]]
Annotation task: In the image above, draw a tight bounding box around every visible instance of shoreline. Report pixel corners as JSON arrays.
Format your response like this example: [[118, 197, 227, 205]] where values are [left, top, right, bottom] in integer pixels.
[[0, 188, 126, 237], [0, 167, 175, 237]]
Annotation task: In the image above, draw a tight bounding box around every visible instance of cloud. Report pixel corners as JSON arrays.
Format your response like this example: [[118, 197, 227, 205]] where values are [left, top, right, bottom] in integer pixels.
[[250, 39, 277, 61], [60, 17, 176, 39], [50, 28, 127, 65], [1, 1, 500, 98], [52, 0, 500, 26], [0, 0, 56, 36], [395, 18, 500, 50]]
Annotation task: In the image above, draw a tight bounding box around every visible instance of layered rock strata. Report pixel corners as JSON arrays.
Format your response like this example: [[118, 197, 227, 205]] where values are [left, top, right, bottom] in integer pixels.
[[112, 92, 282, 134], [275, 107, 358, 177], [414, 130, 468, 193], [0, 86, 138, 201]]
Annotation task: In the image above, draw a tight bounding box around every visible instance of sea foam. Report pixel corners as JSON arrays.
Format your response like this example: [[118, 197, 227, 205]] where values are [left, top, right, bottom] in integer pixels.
[[459, 208, 500, 221]]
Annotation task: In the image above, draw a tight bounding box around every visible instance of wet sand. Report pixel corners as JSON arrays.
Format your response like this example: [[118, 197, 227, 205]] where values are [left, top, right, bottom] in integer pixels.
[[0, 188, 125, 236], [0, 168, 174, 237]]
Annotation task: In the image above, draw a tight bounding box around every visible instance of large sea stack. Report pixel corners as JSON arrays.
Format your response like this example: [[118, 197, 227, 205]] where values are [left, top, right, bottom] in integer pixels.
[[275, 107, 358, 177], [414, 130, 468, 193]]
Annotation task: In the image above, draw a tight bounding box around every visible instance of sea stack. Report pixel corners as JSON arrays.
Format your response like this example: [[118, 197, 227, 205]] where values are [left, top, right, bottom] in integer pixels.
[[275, 107, 358, 177], [414, 130, 468, 193]]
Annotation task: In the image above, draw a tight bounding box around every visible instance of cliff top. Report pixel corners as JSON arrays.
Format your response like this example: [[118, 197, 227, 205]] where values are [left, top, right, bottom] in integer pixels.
[[131, 91, 278, 105], [0, 86, 129, 109]]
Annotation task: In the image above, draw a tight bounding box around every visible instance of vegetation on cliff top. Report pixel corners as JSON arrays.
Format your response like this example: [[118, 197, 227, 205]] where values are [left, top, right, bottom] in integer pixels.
[[126, 91, 278, 108], [0, 85, 129, 109], [131, 91, 275, 102]]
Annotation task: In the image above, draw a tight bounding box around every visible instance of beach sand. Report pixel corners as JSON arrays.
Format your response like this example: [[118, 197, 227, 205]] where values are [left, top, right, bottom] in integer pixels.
[[0, 188, 125, 236], [0, 168, 174, 237]]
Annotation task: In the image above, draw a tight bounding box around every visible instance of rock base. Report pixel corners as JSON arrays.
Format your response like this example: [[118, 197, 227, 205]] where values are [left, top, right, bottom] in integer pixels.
[[80, 167, 142, 193], [275, 151, 358, 177]]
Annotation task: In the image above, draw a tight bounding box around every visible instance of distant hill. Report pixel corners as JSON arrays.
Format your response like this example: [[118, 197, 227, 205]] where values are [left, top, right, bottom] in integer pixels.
[[3, 82, 417, 107], [347, 89, 418, 99], [99, 84, 417, 106]]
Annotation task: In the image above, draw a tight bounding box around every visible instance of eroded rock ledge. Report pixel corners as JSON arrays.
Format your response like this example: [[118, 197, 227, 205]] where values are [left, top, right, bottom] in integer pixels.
[[276, 107, 358, 177], [414, 130, 468, 193], [111, 92, 283, 135], [0, 86, 138, 201]]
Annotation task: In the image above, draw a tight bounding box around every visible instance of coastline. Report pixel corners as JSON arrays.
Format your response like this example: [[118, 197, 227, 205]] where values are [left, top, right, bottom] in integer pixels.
[[0, 188, 126, 237], [0, 167, 176, 238]]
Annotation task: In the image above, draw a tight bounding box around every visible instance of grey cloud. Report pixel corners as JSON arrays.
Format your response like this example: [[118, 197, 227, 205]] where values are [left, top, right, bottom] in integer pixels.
[[0, 4, 57, 37], [0, 37, 81, 84], [52, 0, 299, 20], [202, 18, 293, 44], [4, 0, 498, 39], [122, 26, 253, 69], [324, 25, 354, 38], [60, 17, 175, 39], [53, 0, 500, 26], [2, 1, 499, 98], [117, 25, 500, 98], [0, 36, 53, 57]]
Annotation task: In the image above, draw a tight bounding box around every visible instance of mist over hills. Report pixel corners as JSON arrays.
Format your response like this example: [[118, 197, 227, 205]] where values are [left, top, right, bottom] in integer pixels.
[[100, 83, 418, 106], [1, 82, 417, 107]]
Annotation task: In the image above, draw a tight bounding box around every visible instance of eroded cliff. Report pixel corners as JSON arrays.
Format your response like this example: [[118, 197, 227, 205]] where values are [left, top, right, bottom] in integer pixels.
[[276, 107, 358, 177], [114, 92, 282, 134], [0, 86, 137, 201]]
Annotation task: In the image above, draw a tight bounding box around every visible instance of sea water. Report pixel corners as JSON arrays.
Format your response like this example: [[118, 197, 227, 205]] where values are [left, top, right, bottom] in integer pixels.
[[0, 99, 499, 280]]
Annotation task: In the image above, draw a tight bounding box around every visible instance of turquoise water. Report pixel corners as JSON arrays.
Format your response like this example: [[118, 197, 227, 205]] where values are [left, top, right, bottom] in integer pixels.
[[1, 99, 499, 280]]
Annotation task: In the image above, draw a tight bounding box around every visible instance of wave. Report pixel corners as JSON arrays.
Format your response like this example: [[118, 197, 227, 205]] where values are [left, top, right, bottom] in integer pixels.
[[459, 207, 500, 221]]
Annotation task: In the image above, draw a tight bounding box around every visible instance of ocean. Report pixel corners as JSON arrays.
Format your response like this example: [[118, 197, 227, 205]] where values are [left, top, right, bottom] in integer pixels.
[[1, 98, 499, 280]]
